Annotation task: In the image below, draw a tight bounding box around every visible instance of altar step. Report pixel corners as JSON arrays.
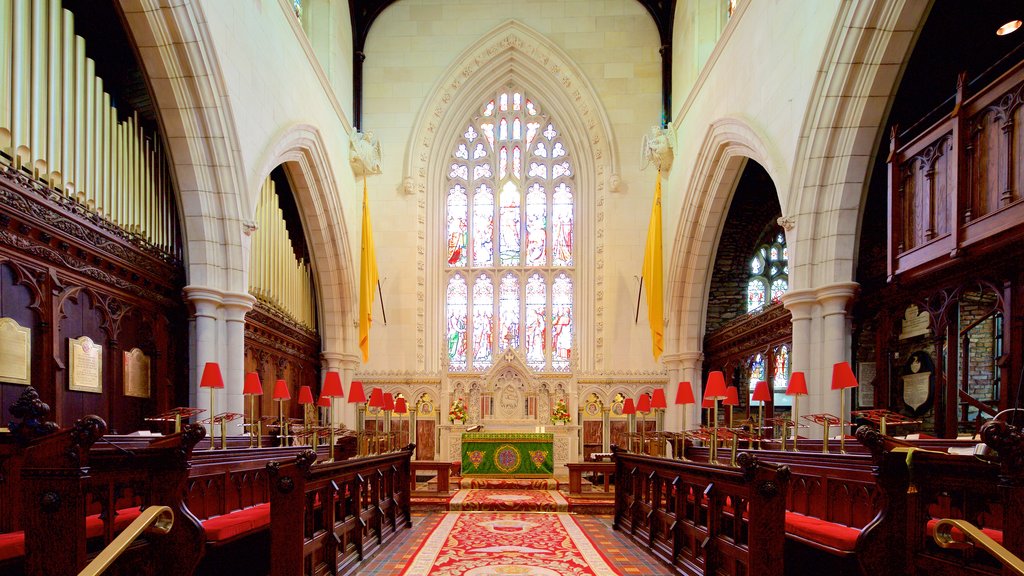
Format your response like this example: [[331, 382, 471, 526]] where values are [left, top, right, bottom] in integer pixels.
[[458, 477, 561, 490], [449, 489, 569, 512]]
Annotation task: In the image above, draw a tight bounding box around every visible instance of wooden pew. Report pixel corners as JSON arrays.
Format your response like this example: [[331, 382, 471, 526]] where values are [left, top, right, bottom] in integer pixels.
[[268, 445, 415, 576], [612, 445, 790, 576], [1, 414, 207, 576], [856, 424, 1024, 576]]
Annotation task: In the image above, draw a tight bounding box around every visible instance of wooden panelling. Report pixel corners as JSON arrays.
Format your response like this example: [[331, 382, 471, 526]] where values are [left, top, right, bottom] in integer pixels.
[[243, 300, 320, 425], [0, 163, 185, 432]]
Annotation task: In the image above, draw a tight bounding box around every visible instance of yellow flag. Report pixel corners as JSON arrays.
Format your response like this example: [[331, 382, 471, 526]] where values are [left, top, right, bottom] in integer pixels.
[[642, 170, 664, 361], [359, 176, 379, 362]]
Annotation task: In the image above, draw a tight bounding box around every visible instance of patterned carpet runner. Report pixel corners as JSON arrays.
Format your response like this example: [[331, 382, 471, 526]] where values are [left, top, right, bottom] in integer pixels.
[[449, 489, 568, 512], [400, 512, 620, 575]]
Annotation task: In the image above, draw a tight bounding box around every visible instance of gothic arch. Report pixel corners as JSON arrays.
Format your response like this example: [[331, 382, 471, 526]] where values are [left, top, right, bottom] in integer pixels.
[[119, 1, 249, 293], [788, 0, 930, 287], [250, 125, 356, 359], [666, 117, 784, 356], [404, 19, 619, 372]]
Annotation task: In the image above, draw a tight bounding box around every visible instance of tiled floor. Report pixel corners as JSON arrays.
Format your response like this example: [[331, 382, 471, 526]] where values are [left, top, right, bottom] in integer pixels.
[[358, 512, 675, 575]]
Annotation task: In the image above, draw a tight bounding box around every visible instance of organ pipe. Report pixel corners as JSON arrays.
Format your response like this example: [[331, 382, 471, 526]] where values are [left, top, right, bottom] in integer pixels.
[[46, 0, 61, 186], [248, 176, 316, 329], [0, 0, 180, 258], [12, 0, 31, 167], [0, 0, 12, 152], [30, 0, 47, 176]]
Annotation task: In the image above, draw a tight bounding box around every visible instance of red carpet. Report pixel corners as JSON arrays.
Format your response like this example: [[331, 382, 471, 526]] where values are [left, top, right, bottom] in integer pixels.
[[449, 489, 568, 512], [400, 512, 620, 575]]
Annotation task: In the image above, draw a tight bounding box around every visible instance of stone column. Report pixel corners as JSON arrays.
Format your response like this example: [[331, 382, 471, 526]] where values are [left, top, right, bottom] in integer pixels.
[[816, 282, 859, 435], [679, 352, 703, 431], [663, 353, 683, 434], [184, 286, 223, 438], [338, 353, 360, 429], [222, 293, 255, 435], [782, 289, 817, 438]]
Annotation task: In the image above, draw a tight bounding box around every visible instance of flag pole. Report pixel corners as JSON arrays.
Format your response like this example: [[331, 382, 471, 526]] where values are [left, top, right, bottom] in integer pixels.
[[634, 276, 643, 324], [377, 279, 387, 325]]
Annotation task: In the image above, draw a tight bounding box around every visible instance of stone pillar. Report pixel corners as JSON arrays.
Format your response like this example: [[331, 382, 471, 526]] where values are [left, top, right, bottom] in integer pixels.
[[783, 289, 817, 438], [338, 353, 360, 429], [321, 351, 345, 428], [663, 353, 683, 433], [222, 293, 255, 435], [679, 352, 703, 431], [816, 282, 859, 436], [184, 286, 223, 438]]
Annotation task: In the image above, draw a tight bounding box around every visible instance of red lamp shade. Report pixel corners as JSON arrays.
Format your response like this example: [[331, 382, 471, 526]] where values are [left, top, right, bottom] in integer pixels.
[[321, 371, 344, 398], [348, 380, 367, 403], [701, 396, 714, 409], [723, 386, 739, 406], [200, 362, 224, 389], [705, 371, 728, 400], [368, 387, 384, 408], [637, 393, 652, 413], [394, 397, 408, 414], [832, 361, 859, 390], [786, 372, 808, 396], [622, 398, 636, 415], [243, 372, 263, 395], [272, 379, 291, 401], [675, 382, 696, 405], [317, 394, 331, 408], [651, 389, 667, 409], [297, 385, 315, 405], [752, 380, 772, 402], [383, 393, 395, 412]]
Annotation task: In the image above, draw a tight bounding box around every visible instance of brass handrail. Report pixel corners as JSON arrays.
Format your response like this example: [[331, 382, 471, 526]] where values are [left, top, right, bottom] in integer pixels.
[[932, 518, 1024, 576], [78, 506, 174, 576]]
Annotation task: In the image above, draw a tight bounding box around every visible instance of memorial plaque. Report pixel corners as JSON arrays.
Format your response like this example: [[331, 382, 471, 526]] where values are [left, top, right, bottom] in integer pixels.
[[858, 362, 876, 407], [899, 304, 930, 340], [123, 348, 151, 399], [0, 318, 31, 385], [69, 336, 103, 393]]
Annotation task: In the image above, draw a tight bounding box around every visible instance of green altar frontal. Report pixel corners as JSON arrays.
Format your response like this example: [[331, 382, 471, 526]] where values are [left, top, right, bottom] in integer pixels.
[[461, 432, 554, 477]]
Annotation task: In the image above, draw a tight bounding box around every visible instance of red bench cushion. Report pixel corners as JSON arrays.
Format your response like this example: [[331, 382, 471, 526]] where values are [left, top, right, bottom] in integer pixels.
[[202, 503, 270, 542], [785, 512, 861, 552], [925, 519, 1003, 545], [0, 532, 24, 562]]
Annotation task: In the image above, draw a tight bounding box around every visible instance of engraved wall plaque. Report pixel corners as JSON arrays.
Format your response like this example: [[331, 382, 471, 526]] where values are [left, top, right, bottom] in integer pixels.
[[0, 318, 31, 385], [69, 336, 103, 393], [858, 362, 876, 407], [123, 348, 151, 399], [899, 304, 930, 340]]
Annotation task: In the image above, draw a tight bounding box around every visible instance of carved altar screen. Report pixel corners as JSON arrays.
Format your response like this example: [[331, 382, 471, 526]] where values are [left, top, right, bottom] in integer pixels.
[[445, 90, 575, 373]]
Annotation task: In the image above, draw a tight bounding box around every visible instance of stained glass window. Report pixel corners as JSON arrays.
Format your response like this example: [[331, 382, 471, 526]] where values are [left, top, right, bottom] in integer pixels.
[[525, 274, 546, 369], [551, 274, 573, 371], [747, 279, 766, 311], [772, 345, 789, 391], [499, 274, 520, 351], [444, 90, 576, 371], [446, 275, 468, 370], [747, 228, 788, 312], [748, 353, 765, 390]]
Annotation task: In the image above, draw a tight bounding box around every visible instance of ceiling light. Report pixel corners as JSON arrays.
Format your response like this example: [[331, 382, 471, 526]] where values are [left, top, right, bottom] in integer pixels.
[[997, 20, 1022, 36]]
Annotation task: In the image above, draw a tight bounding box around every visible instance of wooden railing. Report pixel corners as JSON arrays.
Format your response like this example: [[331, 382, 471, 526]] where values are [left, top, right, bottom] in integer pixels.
[[612, 446, 790, 576], [888, 61, 1024, 280], [268, 445, 414, 576]]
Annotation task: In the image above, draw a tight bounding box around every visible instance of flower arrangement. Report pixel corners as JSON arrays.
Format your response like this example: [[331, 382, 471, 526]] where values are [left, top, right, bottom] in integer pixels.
[[449, 397, 467, 423], [551, 399, 571, 424]]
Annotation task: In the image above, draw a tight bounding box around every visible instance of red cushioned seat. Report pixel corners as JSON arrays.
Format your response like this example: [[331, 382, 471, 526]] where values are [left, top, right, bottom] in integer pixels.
[[785, 512, 861, 552], [203, 504, 272, 542], [85, 508, 144, 539], [925, 519, 1003, 545], [0, 532, 25, 562]]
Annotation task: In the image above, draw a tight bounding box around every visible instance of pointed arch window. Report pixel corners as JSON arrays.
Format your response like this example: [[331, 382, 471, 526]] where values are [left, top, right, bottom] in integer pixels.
[[747, 229, 789, 312], [444, 90, 575, 372]]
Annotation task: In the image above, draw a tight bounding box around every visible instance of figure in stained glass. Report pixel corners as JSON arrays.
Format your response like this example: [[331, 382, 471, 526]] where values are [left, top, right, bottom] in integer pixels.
[[772, 345, 789, 390]]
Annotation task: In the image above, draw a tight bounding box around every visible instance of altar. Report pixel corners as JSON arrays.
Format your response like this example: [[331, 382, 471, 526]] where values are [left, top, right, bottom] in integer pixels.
[[460, 432, 554, 477]]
